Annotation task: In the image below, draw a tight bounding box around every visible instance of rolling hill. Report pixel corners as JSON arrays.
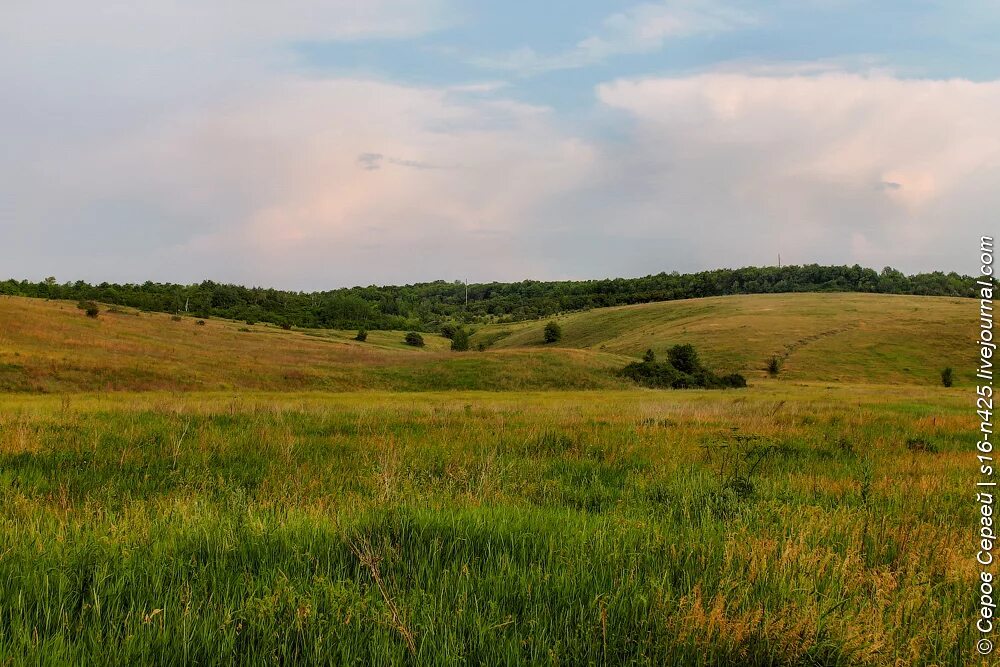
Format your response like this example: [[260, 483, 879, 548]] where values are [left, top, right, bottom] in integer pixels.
[[474, 292, 974, 385], [0, 292, 974, 392], [0, 296, 624, 392]]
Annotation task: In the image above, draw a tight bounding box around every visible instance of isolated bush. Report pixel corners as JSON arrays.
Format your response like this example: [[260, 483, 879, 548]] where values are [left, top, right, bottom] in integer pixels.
[[196, 320, 206, 326], [543, 321, 562, 344], [941, 367, 953, 387], [77, 300, 100, 318], [355, 329, 368, 342], [620, 344, 745, 390], [767, 356, 782, 375], [666, 344, 699, 374], [440, 324, 457, 340], [279, 321, 292, 330], [245, 318, 256, 326], [451, 328, 470, 351], [476, 342, 487, 352], [404, 332, 425, 347], [171, 315, 183, 322]]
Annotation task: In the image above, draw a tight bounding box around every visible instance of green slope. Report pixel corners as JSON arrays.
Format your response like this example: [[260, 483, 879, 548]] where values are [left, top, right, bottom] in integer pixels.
[[474, 293, 975, 385]]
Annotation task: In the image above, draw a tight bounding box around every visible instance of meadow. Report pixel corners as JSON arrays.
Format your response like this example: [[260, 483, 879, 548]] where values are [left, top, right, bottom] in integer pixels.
[[0, 294, 980, 664]]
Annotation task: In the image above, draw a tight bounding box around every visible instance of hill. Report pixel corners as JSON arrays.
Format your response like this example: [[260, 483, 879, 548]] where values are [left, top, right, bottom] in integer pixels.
[[0, 297, 624, 393], [474, 292, 974, 386], [0, 292, 973, 392], [1, 264, 978, 331]]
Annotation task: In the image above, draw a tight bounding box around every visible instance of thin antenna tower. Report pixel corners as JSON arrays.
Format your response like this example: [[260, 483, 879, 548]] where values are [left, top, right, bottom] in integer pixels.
[[778, 253, 781, 268]]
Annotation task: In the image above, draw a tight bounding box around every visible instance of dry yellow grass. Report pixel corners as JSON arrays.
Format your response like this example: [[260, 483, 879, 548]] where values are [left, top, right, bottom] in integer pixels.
[[0, 296, 625, 392]]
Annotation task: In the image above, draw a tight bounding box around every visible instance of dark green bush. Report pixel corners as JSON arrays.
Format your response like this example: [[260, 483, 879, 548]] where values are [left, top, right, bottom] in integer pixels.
[[767, 356, 782, 375], [666, 344, 699, 374], [451, 328, 470, 351], [941, 367, 953, 387], [543, 321, 562, 344], [405, 332, 425, 347], [620, 345, 746, 390], [77, 300, 100, 318], [355, 329, 368, 342]]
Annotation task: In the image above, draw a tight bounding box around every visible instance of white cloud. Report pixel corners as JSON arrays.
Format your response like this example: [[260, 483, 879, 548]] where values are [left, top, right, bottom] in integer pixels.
[[0, 1, 995, 288], [593, 71, 1000, 273], [2, 73, 596, 286], [473, 1, 757, 74]]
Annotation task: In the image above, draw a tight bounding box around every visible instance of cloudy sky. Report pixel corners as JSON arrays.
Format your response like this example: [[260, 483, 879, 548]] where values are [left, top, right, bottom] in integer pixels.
[[2, 1, 998, 288]]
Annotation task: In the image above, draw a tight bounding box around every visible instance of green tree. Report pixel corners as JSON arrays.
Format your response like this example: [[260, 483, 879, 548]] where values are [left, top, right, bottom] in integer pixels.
[[451, 328, 470, 351], [941, 367, 954, 387], [543, 321, 562, 344], [404, 332, 425, 347], [667, 344, 699, 374], [355, 329, 368, 342], [643, 349, 656, 363]]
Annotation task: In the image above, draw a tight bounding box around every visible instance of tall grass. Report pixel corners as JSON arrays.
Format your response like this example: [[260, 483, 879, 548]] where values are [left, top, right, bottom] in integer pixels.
[[0, 386, 977, 665]]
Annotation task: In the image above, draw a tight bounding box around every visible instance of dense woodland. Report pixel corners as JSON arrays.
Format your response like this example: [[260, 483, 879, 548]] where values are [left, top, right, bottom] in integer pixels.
[[0, 265, 977, 331]]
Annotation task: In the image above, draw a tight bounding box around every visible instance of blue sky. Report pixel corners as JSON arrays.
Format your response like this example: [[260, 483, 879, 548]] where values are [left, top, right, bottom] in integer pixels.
[[2, 1, 999, 288]]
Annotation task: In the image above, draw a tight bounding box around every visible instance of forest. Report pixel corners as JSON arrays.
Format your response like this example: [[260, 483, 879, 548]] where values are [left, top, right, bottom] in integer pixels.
[[0, 264, 976, 331]]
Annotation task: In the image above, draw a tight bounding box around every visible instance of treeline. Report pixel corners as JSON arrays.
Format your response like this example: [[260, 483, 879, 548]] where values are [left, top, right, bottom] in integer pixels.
[[0, 265, 976, 331]]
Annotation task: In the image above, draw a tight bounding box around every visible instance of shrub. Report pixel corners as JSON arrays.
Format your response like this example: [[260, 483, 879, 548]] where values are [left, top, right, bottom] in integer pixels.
[[620, 359, 684, 388], [245, 319, 256, 326], [451, 328, 470, 351], [543, 321, 562, 344], [280, 321, 292, 330], [476, 342, 487, 352], [196, 320, 206, 326], [767, 356, 782, 375], [355, 329, 368, 342], [440, 324, 457, 340], [667, 344, 699, 374], [171, 315, 183, 322], [941, 367, 953, 387], [404, 332, 425, 347], [720, 373, 748, 388], [619, 344, 746, 390], [77, 300, 100, 318]]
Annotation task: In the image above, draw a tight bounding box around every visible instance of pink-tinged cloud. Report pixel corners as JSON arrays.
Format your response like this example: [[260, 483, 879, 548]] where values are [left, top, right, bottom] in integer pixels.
[[595, 72, 1000, 273]]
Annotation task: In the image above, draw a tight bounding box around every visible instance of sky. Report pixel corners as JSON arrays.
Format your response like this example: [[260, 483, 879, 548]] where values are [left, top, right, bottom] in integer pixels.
[[2, 1, 999, 289]]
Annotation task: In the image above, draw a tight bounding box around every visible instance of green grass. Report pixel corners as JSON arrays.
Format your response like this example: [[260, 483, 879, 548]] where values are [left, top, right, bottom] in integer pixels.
[[475, 293, 974, 385], [0, 292, 975, 392], [0, 292, 981, 664], [0, 386, 980, 665]]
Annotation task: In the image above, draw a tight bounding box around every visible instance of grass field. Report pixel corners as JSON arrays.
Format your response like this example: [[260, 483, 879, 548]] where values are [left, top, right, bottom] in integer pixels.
[[476, 293, 973, 385], [0, 293, 981, 664], [0, 297, 625, 393]]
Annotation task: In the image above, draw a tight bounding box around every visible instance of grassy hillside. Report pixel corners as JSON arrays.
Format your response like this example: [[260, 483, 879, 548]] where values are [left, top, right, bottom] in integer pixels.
[[0, 297, 625, 392], [0, 292, 974, 392], [475, 293, 974, 385]]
